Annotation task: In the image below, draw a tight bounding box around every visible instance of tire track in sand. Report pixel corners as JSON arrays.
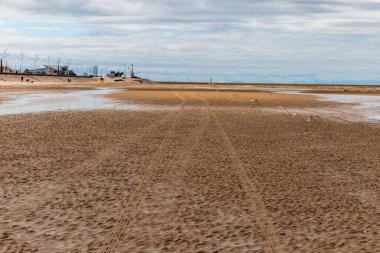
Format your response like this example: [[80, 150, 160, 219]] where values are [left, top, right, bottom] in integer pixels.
[[62, 100, 179, 179], [130, 93, 212, 250], [187, 91, 282, 253], [99, 92, 187, 253], [20, 97, 182, 252], [21, 97, 180, 213]]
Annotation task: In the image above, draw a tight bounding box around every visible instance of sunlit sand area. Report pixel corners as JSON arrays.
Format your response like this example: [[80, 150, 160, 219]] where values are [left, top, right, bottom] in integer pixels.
[[1, 76, 380, 252]]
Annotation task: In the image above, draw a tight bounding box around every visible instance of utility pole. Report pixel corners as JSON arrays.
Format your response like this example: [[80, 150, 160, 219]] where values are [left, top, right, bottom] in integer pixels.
[[130, 64, 134, 78], [66, 59, 72, 76], [18, 51, 26, 75], [76, 60, 83, 76], [57, 57, 61, 76], [2, 49, 9, 72], [46, 55, 52, 66], [29, 54, 40, 74], [76, 60, 80, 77]]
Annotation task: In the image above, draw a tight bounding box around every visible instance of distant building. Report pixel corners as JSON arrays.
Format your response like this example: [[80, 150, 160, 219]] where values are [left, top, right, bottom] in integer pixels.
[[0, 66, 12, 73], [107, 71, 124, 78], [24, 65, 76, 76], [43, 65, 70, 76], [93, 65, 98, 76], [24, 68, 46, 75]]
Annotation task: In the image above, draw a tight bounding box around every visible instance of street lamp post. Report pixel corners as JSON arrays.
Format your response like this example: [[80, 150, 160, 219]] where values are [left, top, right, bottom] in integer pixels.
[[47, 55, 52, 66], [2, 49, 10, 73], [18, 51, 26, 76], [130, 64, 135, 78], [57, 57, 61, 76], [29, 54, 40, 75], [65, 59, 72, 76]]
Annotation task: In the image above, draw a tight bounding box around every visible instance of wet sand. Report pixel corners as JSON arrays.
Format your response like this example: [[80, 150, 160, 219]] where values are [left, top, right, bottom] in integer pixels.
[[1, 84, 380, 253], [158, 82, 380, 94], [0, 88, 138, 116]]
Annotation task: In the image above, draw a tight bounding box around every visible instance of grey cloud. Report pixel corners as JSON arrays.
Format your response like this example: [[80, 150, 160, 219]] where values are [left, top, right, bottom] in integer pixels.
[[0, 0, 380, 83]]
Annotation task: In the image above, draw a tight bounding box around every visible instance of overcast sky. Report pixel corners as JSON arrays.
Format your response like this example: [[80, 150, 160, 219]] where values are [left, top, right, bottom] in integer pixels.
[[1, 0, 380, 83]]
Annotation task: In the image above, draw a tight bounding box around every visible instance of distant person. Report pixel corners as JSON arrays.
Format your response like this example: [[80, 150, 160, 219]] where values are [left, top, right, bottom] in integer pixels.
[[21, 76, 24, 82]]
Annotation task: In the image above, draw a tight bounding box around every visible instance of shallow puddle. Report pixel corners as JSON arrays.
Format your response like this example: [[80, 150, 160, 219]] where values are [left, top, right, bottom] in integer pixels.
[[0, 88, 139, 115], [317, 94, 380, 122], [253, 88, 380, 123]]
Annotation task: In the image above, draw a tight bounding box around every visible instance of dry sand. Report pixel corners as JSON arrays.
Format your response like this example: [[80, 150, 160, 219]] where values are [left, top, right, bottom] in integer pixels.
[[0, 84, 380, 253]]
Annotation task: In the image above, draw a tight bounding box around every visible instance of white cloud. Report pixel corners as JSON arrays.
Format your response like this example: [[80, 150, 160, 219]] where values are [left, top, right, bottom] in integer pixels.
[[0, 0, 380, 83]]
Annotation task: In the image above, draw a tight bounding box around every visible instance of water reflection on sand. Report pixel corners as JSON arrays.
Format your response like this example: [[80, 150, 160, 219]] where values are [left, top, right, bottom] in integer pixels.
[[0, 88, 139, 115], [317, 94, 380, 122], [1, 86, 379, 122]]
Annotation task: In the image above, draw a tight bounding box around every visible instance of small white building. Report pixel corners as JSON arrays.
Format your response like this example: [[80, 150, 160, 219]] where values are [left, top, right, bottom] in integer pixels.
[[107, 71, 124, 78], [24, 65, 75, 76], [42, 65, 69, 76]]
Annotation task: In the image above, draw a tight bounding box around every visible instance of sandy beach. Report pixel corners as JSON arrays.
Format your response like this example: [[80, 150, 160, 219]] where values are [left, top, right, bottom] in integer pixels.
[[0, 81, 380, 252]]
